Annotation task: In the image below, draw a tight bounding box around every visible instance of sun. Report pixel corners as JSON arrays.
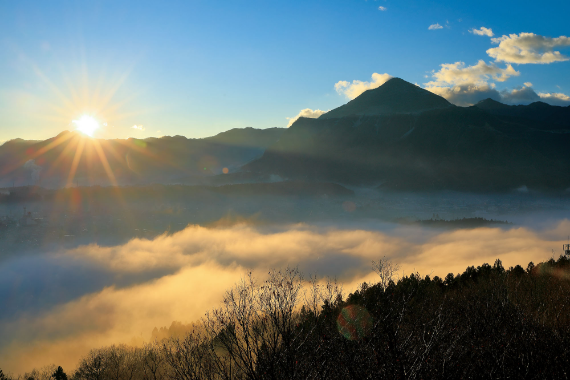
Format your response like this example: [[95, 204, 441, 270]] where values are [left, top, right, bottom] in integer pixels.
[[72, 115, 100, 137]]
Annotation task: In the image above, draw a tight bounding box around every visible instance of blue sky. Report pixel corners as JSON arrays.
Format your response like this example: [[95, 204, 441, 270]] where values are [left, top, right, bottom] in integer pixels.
[[1, 0, 569, 141]]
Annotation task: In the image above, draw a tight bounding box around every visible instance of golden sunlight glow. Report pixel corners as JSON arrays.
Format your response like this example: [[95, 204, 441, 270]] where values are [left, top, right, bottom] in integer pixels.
[[72, 115, 100, 137]]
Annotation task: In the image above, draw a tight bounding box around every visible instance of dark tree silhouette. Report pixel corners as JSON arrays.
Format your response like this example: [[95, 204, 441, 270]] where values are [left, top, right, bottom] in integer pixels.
[[51, 367, 67, 380]]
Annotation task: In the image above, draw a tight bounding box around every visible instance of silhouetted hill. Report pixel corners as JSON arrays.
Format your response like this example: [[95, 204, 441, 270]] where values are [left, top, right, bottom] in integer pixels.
[[319, 77, 453, 119], [245, 79, 570, 191], [0, 128, 285, 188]]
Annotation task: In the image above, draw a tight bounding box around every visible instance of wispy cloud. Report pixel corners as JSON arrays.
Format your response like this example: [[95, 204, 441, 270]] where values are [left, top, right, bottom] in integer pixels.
[[286, 109, 327, 127], [378, 6, 387, 11], [487, 33, 570, 64], [335, 72, 392, 99], [470, 27, 494, 37], [428, 23, 443, 30]]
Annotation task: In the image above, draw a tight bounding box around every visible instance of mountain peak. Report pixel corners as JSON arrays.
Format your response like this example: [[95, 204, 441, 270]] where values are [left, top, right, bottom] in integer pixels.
[[474, 98, 509, 110], [319, 77, 452, 119]]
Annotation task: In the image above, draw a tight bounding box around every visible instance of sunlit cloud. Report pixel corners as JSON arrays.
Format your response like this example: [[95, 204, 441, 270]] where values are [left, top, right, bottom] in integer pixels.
[[286, 109, 328, 127], [428, 23, 443, 30], [1, 220, 567, 374], [469, 27, 494, 37], [524, 82, 533, 87], [487, 33, 570, 64], [425, 60, 519, 87], [378, 6, 387, 11], [423, 59, 523, 106], [132, 125, 145, 131], [335, 73, 392, 99]]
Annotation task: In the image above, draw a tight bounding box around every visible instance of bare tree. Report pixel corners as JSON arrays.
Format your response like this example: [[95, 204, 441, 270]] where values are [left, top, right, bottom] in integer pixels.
[[372, 256, 399, 291], [161, 326, 215, 380], [202, 267, 306, 380], [141, 342, 168, 380], [73, 350, 106, 380]]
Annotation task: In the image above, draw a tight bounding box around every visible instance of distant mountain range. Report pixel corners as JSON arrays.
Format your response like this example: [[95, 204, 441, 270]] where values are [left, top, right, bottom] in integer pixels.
[[2, 77, 570, 191], [0, 127, 284, 187], [245, 78, 570, 191]]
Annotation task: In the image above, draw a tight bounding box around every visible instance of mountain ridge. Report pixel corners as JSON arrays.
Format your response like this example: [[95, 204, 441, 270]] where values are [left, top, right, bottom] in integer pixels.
[[319, 77, 453, 119], [245, 79, 570, 191], [0, 127, 285, 188]]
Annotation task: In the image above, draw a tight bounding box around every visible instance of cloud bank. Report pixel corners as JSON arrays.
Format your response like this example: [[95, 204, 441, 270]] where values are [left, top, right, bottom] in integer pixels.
[[537, 92, 570, 106], [335, 73, 392, 99], [426, 82, 570, 107], [424, 58, 570, 107], [1, 221, 568, 374]]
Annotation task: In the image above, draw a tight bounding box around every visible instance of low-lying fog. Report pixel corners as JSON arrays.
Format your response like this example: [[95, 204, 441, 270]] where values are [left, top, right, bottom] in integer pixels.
[[1, 188, 569, 374]]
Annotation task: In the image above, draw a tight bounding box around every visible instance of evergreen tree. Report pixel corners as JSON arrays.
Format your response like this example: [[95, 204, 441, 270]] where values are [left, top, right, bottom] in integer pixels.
[[51, 367, 67, 380]]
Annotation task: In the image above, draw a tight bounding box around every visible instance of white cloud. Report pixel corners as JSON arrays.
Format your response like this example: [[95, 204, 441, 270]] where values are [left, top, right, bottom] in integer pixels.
[[487, 33, 570, 64], [538, 92, 570, 106], [428, 23, 443, 30], [286, 109, 327, 127], [524, 82, 533, 87], [470, 27, 494, 37], [425, 60, 519, 88], [378, 6, 387, 11], [132, 125, 145, 131], [334, 72, 392, 99]]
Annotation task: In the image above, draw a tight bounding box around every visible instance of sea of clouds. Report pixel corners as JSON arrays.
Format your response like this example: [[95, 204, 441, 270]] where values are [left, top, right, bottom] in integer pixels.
[[1, 219, 569, 374]]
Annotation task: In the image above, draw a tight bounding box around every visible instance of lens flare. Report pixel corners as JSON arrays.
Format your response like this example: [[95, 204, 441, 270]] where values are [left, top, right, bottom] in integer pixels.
[[72, 115, 100, 137], [337, 305, 373, 340]]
